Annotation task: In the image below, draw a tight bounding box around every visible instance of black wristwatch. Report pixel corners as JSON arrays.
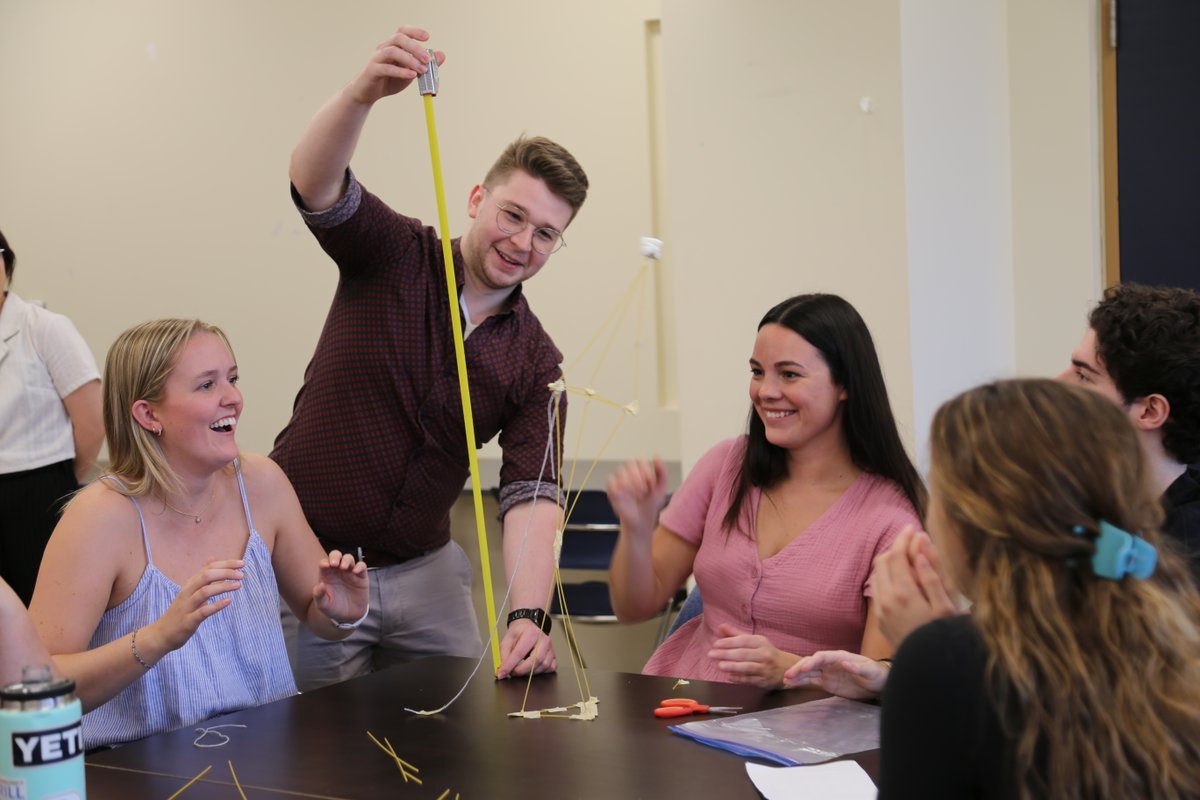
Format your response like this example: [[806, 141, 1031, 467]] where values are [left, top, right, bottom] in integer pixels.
[[507, 607, 552, 634]]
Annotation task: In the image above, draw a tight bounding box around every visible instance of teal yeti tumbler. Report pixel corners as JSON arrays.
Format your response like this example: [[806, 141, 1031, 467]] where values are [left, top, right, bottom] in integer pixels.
[[0, 665, 85, 800]]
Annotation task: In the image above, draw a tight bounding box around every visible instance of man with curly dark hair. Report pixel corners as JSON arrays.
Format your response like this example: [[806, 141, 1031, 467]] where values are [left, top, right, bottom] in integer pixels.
[[1060, 283, 1200, 575]]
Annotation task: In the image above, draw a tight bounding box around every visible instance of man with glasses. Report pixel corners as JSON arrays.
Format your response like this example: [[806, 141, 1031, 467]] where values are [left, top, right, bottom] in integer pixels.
[[273, 25, 589, 690]]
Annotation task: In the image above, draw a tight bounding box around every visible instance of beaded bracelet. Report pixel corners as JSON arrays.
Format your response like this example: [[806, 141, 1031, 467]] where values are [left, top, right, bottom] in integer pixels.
[[131, 627, 153, 669]]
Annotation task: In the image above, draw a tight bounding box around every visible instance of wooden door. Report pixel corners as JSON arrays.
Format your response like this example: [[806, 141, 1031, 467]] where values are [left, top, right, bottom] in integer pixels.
[[1105, 0, 1200, 290]]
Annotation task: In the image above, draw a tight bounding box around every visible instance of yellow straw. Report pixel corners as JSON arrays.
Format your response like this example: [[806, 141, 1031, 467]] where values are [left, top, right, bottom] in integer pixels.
[[367, 731, 424, 784], [423, 92, 501, 673], [228, 761, 248, 800], [165, 764, 212, 800], [366, 730, 389, 753], [385, 737, 419, 772]]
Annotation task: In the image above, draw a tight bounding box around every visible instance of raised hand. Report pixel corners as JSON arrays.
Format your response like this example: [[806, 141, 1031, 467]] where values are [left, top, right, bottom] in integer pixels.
[[150, 559, 245, 654], [709, 623, 798, 690], [312, 550, 369, 626], [606, 457, 670, 539], [784, 649, 889, 700], [873, 525, 961, 648], [347, 25, 446, 106]]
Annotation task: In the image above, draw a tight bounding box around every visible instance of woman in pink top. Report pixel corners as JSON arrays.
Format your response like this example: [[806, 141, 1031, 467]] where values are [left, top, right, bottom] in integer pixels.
[[608, 294, 925, 687]]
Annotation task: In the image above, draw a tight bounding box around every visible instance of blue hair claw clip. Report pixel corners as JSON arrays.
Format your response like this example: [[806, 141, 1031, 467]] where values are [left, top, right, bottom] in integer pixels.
[[1073, 520, 1157, 580]]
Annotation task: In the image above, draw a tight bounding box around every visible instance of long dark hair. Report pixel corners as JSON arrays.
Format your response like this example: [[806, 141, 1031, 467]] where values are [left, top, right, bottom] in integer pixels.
[[722, 293, 925, 532], [0, 227, 14, 283]]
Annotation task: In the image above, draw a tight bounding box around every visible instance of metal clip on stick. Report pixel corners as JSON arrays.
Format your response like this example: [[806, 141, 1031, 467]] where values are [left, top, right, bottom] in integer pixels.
[[417, 48, 439, 96]]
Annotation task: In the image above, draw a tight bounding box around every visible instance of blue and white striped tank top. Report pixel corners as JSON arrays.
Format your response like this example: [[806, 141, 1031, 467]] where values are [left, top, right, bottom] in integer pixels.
[[83, 460, 297, 748]]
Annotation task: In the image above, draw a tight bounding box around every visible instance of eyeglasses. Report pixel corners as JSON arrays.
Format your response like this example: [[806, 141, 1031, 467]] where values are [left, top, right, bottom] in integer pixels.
[[482, 188, 566, 255]]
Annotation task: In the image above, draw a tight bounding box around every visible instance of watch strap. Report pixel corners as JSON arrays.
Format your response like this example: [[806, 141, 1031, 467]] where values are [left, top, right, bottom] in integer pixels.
[[507, 607, 552, 634]]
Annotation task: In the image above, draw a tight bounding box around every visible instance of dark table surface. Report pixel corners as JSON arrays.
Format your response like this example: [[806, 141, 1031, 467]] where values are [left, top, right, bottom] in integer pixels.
[[86, 656, 878, 799]]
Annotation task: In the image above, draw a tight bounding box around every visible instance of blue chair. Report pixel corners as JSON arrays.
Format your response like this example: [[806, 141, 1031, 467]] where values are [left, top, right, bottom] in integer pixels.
[[549, 489, 685, 664], [665, 585, 704, 637], [550, 489, 621, 621]]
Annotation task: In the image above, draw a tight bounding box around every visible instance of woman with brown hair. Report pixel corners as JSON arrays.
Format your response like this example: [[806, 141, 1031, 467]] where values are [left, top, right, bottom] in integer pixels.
[[879, 378, 1200, 798]]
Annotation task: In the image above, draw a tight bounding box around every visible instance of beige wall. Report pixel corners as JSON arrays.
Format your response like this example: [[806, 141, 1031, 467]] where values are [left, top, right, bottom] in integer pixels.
[[661, 0, 914, 471], [1009, 0, 1104, 376], [0, 0, 675, 473], [1, 1, 1103, 480], [901, 0, 1102, 467]]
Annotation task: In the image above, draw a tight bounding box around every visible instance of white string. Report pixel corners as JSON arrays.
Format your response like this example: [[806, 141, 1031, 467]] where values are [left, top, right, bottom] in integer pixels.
[[193, 723, 247, 748], [402, 257, 647, 716], [404, 389, 563, 715]]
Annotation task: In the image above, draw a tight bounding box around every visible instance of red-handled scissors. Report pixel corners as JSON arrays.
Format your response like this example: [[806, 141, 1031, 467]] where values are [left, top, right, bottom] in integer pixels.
[[653, 698, 742, 718]]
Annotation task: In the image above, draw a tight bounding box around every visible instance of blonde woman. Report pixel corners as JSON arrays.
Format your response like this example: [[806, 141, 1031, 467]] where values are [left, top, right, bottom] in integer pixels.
[[879, 379, 1200, 799], [29, 320, 368, 748]]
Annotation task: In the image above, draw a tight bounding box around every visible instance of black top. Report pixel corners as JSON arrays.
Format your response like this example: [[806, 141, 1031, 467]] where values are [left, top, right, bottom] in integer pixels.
[[879, 616, 1018, 800], [1163, 466, 1200, 581]]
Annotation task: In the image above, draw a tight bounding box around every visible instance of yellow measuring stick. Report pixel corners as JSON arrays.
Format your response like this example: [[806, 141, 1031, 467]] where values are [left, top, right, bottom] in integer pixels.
[[421, 73, 501, 673]]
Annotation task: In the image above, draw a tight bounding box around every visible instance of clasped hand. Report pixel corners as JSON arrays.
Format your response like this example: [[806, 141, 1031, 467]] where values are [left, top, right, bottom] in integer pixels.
[[872, 525, 962, 648], [708, 623, 798, 690]]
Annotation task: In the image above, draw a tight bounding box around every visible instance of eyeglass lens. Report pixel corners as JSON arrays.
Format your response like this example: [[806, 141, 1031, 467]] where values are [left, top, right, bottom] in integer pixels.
[[491, 200, 563, 255]]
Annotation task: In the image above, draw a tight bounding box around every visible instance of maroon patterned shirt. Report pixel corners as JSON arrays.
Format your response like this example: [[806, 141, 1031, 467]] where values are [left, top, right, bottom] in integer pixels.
[[271, 174, 566, 559]]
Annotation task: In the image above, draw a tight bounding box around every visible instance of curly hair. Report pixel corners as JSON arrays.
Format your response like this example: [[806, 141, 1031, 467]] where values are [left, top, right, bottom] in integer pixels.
[[1089, 283, 1200, 464], [931, 379, 1200, 799]]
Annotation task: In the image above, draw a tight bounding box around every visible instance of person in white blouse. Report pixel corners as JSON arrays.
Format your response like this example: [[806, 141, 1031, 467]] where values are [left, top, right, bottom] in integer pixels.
[[0, 228, 104, 605]]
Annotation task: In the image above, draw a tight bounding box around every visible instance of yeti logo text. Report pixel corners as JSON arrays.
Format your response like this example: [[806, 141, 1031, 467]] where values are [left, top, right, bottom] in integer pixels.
[[10, 722, 83, 766]]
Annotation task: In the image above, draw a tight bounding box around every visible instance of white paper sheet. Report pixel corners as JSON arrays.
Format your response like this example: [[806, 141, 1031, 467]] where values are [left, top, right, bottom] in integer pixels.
[[745, 760, 877, 799]]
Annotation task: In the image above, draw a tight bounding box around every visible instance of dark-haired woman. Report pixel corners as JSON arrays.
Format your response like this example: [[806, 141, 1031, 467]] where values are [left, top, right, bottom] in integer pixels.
[[0, 227, 103, 605], [607, 294, 924, 687]]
